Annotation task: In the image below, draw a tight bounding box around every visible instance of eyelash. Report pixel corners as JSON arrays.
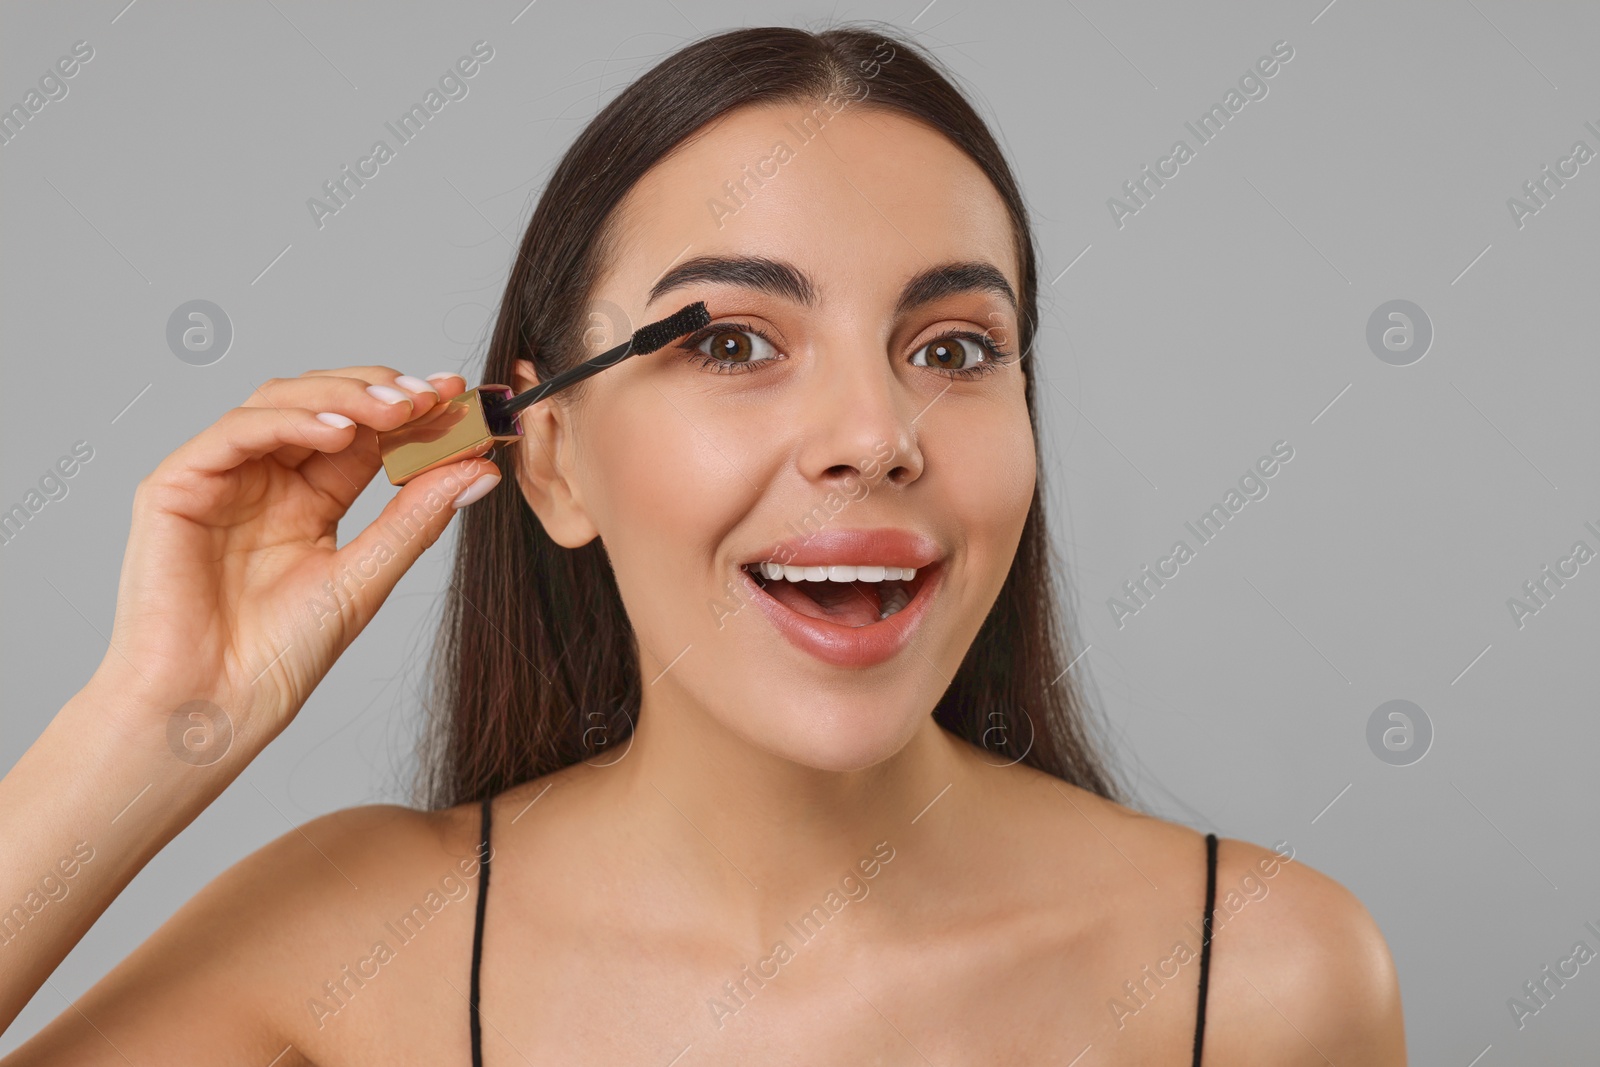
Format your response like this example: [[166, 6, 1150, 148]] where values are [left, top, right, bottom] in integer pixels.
[[675, 321, 1014, 380]]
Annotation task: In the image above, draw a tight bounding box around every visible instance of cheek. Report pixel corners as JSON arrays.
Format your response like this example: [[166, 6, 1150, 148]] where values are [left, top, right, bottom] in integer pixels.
[[583, 403, 726, 526], [578, 394, 756, 619], [932, 404, 1035, 546]]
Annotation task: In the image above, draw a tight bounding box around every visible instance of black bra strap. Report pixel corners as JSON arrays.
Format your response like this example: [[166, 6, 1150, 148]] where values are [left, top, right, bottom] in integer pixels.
[[470, 796, 494, 1067], [1191, 832, 1219, 1066]]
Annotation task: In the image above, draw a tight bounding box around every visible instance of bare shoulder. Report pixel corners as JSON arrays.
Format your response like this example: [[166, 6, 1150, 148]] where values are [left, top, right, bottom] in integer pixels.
[[254, 800, 493, 1061], [1200, 834, 1407, 1064], [1005, 773, 1406, 1064], [6, 801, 488, 1066]]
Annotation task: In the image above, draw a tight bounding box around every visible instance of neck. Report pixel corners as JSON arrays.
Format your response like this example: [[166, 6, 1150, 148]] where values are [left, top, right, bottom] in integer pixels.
[[597, 688, 980, 927]]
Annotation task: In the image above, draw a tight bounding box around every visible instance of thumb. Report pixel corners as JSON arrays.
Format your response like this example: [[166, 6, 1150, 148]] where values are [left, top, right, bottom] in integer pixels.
[[318, 458, 502, 634]]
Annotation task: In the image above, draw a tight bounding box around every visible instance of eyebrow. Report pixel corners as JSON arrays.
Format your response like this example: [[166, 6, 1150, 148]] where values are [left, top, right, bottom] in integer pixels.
[[647, 255, 1018, 318]]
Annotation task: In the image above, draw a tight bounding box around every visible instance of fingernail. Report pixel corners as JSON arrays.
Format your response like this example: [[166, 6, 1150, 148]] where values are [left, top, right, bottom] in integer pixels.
[[316, 411, 355, 428], [396, 374, 440, 396], [367, 384, 410, 405], [451, 473, 501, 508], [425, 372, 463, 383]]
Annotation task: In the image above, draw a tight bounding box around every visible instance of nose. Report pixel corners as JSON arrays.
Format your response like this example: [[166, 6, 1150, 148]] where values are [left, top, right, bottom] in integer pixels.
[[794, 342, 925, 493]]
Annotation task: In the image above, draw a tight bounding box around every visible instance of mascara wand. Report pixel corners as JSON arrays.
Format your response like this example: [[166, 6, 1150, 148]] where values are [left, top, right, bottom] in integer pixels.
[[378, 300, 712, 485]]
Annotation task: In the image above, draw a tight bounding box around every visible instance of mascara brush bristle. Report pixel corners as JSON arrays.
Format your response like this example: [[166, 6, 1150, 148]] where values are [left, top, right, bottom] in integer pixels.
[[629, 300, 711, 355], [485, 300, 714, 421]]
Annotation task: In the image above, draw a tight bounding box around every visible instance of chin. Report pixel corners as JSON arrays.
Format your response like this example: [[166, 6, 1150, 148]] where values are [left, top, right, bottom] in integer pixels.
[[723, 697, 928, 774]]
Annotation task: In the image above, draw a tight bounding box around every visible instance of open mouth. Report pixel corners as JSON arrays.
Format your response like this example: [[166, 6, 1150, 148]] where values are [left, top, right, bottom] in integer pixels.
[[741, 561, 934, 629]]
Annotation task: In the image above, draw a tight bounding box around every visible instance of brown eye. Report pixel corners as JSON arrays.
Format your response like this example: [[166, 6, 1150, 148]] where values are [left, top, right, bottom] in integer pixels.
[[681, 323, 783, 373], [923, 339, 967, 370], [708, 330, 753, 362], [914, 334, 984, 372]]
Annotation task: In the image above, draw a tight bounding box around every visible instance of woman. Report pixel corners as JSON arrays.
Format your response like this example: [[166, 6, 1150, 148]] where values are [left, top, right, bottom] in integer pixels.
[[0, 23, 1405, 1065]]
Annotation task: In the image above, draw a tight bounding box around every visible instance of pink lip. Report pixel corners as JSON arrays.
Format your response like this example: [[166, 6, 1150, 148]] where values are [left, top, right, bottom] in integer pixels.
[[744, 527, 942, 570], [736, 528, 946, 669]]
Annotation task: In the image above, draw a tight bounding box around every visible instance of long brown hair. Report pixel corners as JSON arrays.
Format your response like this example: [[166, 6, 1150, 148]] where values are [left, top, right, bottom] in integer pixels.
[[418, 22, 1124, 809]]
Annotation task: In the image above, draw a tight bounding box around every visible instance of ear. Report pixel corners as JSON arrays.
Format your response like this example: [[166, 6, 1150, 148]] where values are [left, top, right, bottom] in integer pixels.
[[510, 357, 599, 549]]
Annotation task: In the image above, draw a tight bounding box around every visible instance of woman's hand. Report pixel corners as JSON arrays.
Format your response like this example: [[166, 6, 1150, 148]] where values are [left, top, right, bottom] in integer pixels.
[[91, 366, 502, 757], [0, 367, 505, 1033]]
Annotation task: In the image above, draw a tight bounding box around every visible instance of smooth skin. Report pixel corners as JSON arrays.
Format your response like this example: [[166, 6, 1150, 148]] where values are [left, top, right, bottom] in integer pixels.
[[1, 101, 1405, 1065]]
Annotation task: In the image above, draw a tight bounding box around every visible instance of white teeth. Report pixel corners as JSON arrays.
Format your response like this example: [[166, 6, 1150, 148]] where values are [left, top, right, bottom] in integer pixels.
[[751, 563, 919, 583], [740, 560, 924, 624]]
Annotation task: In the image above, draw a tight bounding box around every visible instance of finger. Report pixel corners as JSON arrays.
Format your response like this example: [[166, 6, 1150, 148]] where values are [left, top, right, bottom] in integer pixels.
[[294, 426, 380, 507], [156, 405, 368, 481], [244, 373, 433, 421], [416, 371, 471, 401], [277, 372, 469, 468], [291, 372, 474, 506], [299, 366, 470, 407], [245, 374, 432, 470], [317, 457, 504, 634], [285, 424, 380, 504]]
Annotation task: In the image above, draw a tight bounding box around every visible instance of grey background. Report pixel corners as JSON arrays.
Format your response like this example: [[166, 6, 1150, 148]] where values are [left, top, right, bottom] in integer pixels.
[[3, 0, 1597, 1061]]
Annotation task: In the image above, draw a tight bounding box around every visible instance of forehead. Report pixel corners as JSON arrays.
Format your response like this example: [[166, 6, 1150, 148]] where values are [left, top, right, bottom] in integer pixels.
[[601, 102, 1019, 311]]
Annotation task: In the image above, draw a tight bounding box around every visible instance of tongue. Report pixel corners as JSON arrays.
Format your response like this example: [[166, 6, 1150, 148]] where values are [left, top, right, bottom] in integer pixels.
[[764, 579, 882, 627]]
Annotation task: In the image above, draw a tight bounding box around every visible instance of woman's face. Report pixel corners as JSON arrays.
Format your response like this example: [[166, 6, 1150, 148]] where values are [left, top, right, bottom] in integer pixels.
[[514, 101, 1036, 772]]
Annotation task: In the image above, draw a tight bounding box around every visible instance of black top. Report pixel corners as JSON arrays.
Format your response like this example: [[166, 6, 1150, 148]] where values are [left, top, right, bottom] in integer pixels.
[[468, 797, 1219, 1066]]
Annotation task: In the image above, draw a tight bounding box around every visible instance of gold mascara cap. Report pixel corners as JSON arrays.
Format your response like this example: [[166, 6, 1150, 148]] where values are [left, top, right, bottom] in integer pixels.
[[378, 384, 522, 485]]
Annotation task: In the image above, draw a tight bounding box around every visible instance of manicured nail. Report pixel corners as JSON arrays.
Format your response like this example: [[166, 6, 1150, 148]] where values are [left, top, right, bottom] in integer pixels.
[[316, 411, 355, 428], [451, 473, 501, 508], [425, 372, 463, 383], [367, 384, 410, 405], [396, 374, 440, 396]]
